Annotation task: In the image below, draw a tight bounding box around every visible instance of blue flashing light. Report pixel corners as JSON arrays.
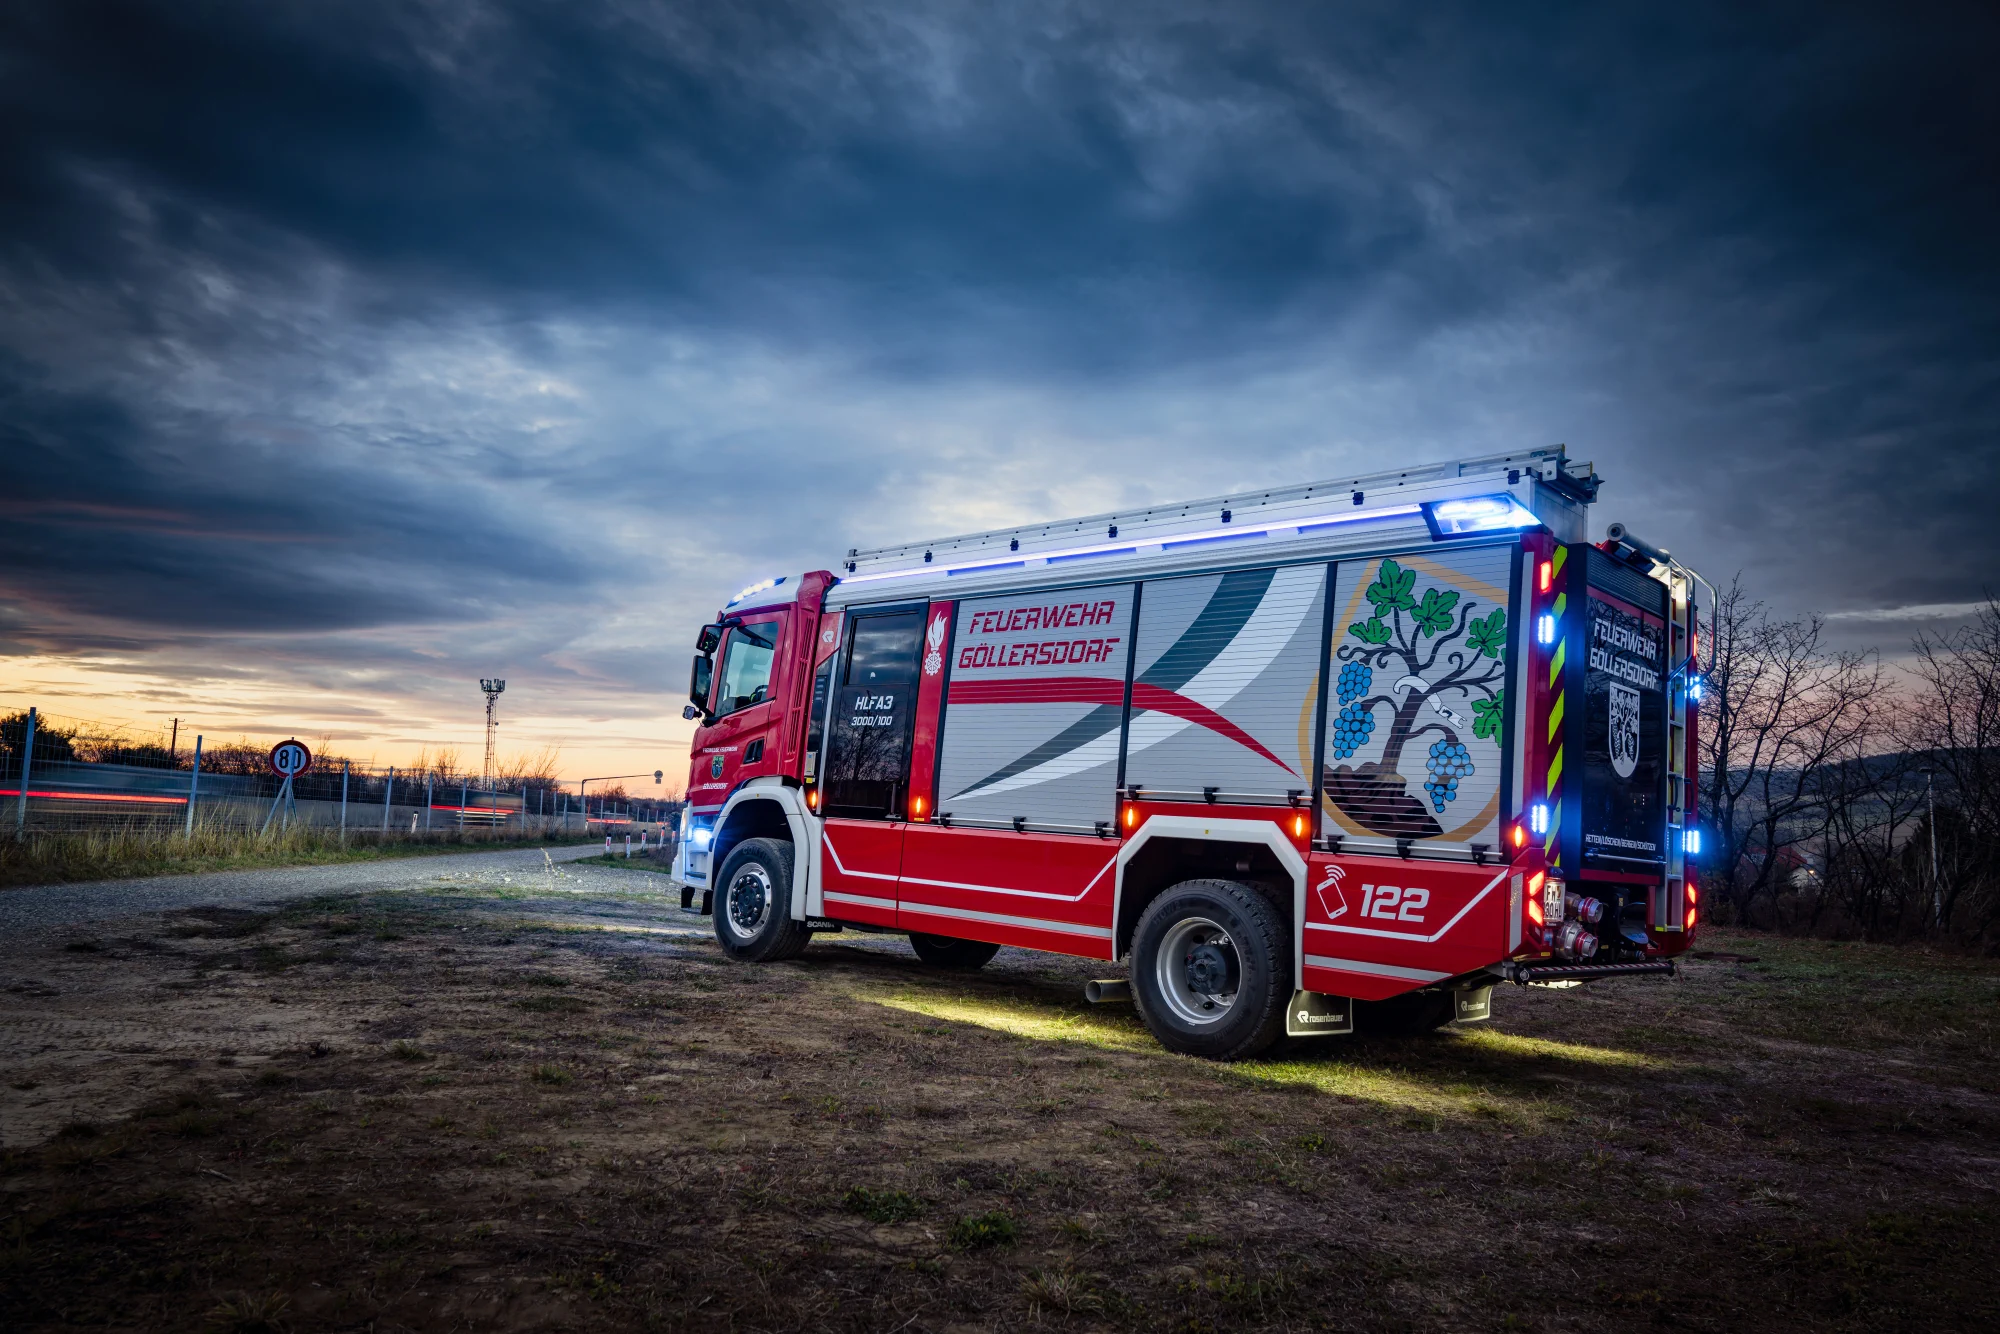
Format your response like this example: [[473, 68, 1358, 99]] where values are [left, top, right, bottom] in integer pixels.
[[692, 826, 713, 849], [1422, 494, 1540, 539], [1687, 673, 1705, 703], [1536, 613, 1557, 646], [1529, 802, 1550, 836], [726, 575, 786, 607], [1683, 827, 1701, 856]]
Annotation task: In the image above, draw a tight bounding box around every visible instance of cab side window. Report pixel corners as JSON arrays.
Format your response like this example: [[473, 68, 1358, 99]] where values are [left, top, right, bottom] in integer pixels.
[[715, 619, 781, 717]]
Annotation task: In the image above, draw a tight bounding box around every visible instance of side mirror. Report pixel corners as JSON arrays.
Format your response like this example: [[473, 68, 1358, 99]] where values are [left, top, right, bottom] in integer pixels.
[[696, 623, 724, 655], [682, 705, 701, 721], [689, 654, 714, 718]]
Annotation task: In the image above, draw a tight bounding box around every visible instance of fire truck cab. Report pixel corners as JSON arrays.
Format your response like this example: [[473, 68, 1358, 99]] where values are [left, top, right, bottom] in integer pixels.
[[674, 448, 1706, 1060]]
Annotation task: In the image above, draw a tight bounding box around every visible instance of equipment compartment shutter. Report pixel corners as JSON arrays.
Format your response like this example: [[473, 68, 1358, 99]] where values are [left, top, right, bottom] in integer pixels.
[[1123, 564, 1326, 801], [934, 583, 1134, 831], [1322, 544, 1514, 856]]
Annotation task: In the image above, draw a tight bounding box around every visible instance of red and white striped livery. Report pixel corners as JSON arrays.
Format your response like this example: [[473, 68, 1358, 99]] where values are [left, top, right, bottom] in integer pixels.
[[675, 448, 1706, 1058]]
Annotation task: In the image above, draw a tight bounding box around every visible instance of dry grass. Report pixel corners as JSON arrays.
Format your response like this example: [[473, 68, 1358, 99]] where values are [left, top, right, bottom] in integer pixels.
[[1, 876, 1995, 1332], [0, 814, 593, 889]]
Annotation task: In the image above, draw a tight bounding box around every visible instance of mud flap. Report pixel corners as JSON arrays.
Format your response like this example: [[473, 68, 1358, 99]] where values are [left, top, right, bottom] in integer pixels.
[[1286, 990, 1354, 1038], [1453, 986, 1493, 1022]]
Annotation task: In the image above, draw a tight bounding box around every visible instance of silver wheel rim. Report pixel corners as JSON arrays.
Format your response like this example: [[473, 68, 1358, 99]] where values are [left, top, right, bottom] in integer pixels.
[[724, 862, 773, 941], [1154, 915, 1240, 1026]]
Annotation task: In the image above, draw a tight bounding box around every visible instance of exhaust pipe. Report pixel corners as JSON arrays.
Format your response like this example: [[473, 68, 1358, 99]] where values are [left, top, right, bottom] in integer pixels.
[[1084, 978, 1130, 1003]]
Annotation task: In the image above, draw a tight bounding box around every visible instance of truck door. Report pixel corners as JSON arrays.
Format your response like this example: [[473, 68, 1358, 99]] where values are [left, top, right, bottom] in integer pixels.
[[696, 611, 789, 801], [816, 605, 926, 927], [1567, 545, 1671, 952]]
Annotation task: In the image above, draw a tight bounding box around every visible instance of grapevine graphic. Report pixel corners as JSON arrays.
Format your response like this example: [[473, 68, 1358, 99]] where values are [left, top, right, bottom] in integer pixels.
[[1324, 557, 1507, 839]]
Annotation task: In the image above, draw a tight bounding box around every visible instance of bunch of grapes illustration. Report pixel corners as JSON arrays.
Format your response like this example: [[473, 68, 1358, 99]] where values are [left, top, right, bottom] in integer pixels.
[[1423, 738, 1474, 813], [1329, 663, 1376, 758]]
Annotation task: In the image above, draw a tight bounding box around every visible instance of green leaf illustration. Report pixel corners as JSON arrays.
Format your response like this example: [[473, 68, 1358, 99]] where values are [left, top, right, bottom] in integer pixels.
[[1413, 587, 1460, 637], [1347, 617, 1392, 645], [1471, 691, 1506, 741], [1466, 607, 1508, 659], [1365, 560, 1417, 614]]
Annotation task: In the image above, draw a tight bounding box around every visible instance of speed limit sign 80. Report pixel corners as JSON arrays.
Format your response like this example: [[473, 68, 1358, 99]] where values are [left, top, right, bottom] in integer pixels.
[[268, 739, 313, 777]]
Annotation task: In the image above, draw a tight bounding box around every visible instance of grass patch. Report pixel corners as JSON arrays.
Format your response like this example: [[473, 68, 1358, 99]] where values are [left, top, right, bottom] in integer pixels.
[[950, 1210, 1018, 1250], [0, 817, 597, 890], [843, 1186, 922, 1224]]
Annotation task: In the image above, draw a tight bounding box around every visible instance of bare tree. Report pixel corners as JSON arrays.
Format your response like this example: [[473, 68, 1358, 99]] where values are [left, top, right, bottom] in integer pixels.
[[1700, 578, 1881, 925], [1898, 598, 2000, 937]]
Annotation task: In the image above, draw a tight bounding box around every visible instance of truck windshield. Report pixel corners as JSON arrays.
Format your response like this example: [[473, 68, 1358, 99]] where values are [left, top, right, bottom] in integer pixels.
[[715, 619, 781, 717]]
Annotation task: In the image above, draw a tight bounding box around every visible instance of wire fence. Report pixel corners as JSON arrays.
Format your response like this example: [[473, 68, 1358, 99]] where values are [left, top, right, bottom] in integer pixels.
[[1, 705, 684, 841]]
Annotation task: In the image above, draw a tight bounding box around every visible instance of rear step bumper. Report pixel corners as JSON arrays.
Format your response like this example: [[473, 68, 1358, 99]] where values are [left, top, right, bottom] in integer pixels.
[[1500, 960, 1676, 984]]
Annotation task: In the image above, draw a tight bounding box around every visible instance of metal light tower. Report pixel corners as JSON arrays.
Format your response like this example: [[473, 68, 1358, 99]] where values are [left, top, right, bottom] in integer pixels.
[[479, 678, 505, 791]]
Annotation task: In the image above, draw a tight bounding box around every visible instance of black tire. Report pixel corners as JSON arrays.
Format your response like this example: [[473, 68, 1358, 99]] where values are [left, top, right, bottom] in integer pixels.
[[1353, 990, 1455, 1037], [908, 934, 1002, 970], [1130, 879, 1289, 1061], [712, 838, 811, 963]]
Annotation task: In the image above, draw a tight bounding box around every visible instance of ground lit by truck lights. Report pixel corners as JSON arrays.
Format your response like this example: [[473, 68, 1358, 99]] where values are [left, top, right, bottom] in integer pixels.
[[3, 862, 1996, 1332]]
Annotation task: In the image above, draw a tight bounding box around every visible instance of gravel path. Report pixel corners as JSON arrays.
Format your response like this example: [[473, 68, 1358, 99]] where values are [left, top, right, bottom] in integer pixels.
[[0, 843, 613, 940]]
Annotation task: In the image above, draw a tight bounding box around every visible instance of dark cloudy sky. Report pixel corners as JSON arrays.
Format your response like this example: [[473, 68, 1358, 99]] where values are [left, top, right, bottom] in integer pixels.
[[2, 1, 1996, 778]]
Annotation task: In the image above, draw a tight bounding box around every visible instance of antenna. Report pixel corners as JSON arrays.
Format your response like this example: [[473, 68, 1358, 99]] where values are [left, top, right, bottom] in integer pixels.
[[479, 678, 506, 791]]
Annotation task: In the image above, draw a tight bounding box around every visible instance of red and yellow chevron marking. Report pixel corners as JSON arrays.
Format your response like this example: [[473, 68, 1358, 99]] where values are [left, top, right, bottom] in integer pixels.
[[1543, 545, 1568, 857]]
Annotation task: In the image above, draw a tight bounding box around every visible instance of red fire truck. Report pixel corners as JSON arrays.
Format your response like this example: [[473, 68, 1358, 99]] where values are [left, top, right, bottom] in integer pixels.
[[674, 448, 1707, 1059]]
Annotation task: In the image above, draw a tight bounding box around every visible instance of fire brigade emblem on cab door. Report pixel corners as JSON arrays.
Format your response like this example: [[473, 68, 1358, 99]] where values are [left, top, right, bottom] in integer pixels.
[[923, 611, 948, 677], [1608, 681, 1640, 779], [711, 754, 725, 780]]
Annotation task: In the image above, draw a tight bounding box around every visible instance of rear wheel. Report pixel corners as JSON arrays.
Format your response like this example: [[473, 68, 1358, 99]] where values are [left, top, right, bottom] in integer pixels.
[[713, 838, 810, 963], [1130, 879, 1289, 1061], [908, 934, 1002, 970], [1353, 990, 1454, 1036]]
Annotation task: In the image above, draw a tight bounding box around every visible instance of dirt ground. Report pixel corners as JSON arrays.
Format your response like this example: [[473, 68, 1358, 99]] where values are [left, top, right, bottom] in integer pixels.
[[2, 861, 1996, 1332]]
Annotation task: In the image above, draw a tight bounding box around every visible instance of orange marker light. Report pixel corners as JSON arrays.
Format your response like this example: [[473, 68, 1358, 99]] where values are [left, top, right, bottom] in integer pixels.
[[1290, 815, 1306, 838], [1122, 805, 1137, 830], [1686, 906, 1698, 929], [1511, 823, 1526, 849], [1538, 560, 1552, 593], [911, 796, 925, 818]]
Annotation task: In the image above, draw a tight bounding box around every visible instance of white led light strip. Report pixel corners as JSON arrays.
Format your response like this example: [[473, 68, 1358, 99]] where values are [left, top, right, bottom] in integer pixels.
[[842, 503, 1425, 585]]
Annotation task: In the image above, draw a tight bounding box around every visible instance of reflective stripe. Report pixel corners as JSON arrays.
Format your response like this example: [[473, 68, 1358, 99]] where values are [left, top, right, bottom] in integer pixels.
[[824, 891, 897, 912], [822, 831, 897, 881], [899, 854, 1117, 904], [1304, 868, 1507, 944], [899, 901, 1112, 939], [1304, 954, 1450, 983]]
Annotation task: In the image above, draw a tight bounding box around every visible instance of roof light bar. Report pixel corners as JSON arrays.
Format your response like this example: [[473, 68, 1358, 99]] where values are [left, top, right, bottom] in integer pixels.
[[726, 575, 786, 607], [1421, 494, 1539, 539], [842, 503, 1423, 586]]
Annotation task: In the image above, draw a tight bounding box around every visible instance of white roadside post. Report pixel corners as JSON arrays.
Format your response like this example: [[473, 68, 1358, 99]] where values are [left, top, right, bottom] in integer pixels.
[[13, 706, 35, 837], [185, 734, 204, 838], [339, 759, 348, 841], [425, 774, 434, 831], [382, 766, 394, 834]]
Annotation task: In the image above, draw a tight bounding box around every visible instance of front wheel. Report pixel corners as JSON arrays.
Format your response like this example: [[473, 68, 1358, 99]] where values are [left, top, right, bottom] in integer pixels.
[[1130, 879, 1289, 1061], [713, 838, 811, 963]]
